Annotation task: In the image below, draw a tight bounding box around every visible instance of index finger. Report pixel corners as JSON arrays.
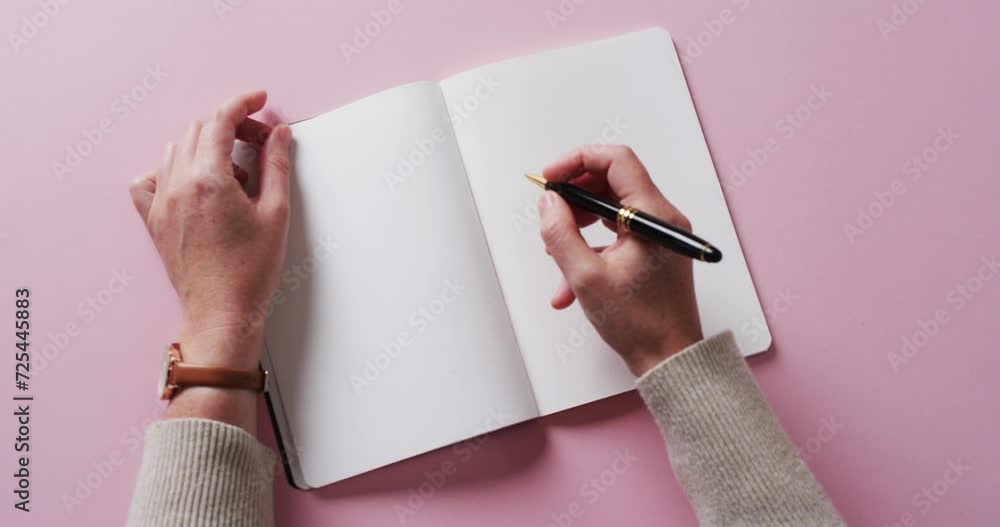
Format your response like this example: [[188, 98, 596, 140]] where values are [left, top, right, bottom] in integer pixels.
[[542, 145, 659, 202], [199, 90, 269, 161], [542, 145, 684, 221]]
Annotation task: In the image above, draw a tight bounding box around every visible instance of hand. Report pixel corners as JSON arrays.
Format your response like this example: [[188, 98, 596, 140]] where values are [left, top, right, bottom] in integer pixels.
[[538, 145, 703, 376], [129, 91, 293, 369]]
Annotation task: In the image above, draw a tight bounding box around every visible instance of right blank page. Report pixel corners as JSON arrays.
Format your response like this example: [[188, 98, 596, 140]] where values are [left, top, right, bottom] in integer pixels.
[[439, 28, 772, 416]]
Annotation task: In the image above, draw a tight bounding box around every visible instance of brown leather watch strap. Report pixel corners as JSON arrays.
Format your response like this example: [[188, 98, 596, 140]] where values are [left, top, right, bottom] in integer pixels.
[[170, 362, 267, 392]]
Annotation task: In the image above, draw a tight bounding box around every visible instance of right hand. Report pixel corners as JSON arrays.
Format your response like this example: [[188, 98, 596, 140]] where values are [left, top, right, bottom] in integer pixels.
[[538, 145, 703, 376]]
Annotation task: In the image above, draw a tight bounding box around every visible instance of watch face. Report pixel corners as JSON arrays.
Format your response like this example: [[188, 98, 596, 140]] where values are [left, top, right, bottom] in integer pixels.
[[159, 344, 181, 400], [157, 356, 171, 399]]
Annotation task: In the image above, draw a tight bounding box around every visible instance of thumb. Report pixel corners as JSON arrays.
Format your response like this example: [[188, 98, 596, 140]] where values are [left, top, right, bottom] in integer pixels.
[[258, 124, 292, 214], [538, 191, 603, 285]]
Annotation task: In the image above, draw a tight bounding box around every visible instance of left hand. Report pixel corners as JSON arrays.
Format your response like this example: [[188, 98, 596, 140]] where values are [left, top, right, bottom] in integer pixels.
[[129, 90, 293, 369]]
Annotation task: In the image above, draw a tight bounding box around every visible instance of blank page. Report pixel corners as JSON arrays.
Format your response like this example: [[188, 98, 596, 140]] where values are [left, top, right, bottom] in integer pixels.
[[260, 82, 538, 487], [440, 29, 771, 415]]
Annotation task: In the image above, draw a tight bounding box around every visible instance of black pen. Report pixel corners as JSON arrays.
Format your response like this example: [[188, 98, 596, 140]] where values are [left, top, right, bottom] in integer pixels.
[[525, 173, 723, 263]]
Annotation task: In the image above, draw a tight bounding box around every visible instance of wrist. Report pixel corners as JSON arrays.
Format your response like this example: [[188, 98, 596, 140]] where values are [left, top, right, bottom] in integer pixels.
[[165, 319, 265, 434], [624, 331, 703, 376], [176, 322, 264, 370]]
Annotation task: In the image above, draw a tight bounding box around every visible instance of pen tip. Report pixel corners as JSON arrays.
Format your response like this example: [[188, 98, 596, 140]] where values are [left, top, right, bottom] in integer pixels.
[[525, 173, 547, 189]]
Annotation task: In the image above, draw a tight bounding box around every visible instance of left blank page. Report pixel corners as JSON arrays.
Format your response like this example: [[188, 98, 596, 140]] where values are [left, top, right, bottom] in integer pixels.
[[260, 82, 539, 488]]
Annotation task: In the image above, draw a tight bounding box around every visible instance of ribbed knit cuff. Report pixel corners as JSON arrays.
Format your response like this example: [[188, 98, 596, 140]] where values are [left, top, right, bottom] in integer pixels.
[[127, 418, 275, 527], [637, 332, 844, 527]]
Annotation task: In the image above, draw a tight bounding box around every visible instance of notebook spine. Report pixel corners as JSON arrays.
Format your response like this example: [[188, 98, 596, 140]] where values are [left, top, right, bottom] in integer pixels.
[[263, 390, 306, 490]]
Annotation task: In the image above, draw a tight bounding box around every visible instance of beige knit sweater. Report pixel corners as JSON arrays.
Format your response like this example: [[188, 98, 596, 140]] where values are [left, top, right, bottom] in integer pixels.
[[127, 332, 844, 526]]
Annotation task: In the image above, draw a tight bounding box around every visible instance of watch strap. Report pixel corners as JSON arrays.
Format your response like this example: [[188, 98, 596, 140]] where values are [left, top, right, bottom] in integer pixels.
[[169, 362, 267, 392]]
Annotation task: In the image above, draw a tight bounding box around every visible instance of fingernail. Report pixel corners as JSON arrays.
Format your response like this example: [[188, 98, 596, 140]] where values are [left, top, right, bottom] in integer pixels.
[[271, 124, 289, 143]]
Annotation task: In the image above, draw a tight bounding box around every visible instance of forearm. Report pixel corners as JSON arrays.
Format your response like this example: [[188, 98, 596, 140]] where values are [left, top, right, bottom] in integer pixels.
[[636, 332, 844, 526], [127, 324, 275, 526]]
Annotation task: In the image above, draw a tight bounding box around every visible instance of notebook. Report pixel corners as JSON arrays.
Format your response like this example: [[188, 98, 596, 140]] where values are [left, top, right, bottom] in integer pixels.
[[255, 27, 772, 489]]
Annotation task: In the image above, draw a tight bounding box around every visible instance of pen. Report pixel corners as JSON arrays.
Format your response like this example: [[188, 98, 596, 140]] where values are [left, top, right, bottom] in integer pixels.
[[525, 173, 723, 263]]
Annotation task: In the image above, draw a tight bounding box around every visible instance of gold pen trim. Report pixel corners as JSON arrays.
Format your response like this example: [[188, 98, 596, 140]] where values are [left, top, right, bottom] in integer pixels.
[[617, 206, 638, 232]]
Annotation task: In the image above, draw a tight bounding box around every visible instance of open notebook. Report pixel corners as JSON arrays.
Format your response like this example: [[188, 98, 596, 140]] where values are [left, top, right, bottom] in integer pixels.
[[257, 28, 771, 489]]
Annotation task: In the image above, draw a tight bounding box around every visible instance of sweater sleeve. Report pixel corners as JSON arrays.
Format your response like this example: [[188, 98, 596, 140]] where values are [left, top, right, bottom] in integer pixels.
[[126, 418, 275, 527], [636, 331, 845, 527]]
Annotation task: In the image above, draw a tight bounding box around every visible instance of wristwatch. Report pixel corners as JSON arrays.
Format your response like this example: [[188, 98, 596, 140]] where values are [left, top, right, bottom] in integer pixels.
[[158, 343, 268, 400]]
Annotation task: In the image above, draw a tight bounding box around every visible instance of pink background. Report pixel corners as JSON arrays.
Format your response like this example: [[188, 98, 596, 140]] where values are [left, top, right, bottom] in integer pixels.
[[2, 0, 998, 525]]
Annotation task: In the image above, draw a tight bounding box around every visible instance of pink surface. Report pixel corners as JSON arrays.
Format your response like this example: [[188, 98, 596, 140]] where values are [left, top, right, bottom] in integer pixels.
[[2, 0, 998, 525]]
